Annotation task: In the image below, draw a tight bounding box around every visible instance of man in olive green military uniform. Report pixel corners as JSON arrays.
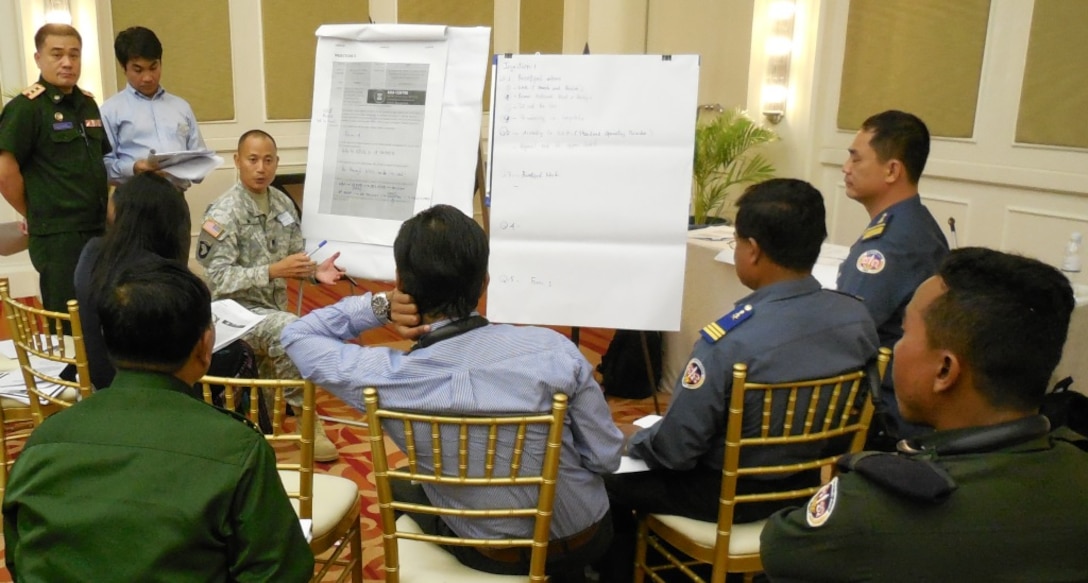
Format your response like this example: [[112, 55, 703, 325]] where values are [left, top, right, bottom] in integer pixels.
[[760, 247, 1088, 582], [3, 257, 313, 581], [0, 24, 110, 314]]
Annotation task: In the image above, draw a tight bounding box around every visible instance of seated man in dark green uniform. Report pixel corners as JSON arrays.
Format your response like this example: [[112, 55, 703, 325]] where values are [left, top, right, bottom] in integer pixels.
[[2, 257, 314, 581], [761, 247, 1088, 582]]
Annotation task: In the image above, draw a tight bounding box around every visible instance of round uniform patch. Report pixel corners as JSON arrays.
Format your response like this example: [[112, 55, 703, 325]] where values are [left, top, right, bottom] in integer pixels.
[[681, 358, 706, 390], [198, 240, 212, 259], [805, 476, 839, 528], [855, 250, 886, 274]]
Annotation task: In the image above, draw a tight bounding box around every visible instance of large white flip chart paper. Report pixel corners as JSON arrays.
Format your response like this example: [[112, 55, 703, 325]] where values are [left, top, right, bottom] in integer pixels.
[[487, 54, 699, 331], [303, 24, 491, 281]]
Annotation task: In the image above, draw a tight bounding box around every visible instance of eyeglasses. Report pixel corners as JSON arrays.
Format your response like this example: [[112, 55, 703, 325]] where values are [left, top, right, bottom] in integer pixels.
[[726, 238, 737, 249]]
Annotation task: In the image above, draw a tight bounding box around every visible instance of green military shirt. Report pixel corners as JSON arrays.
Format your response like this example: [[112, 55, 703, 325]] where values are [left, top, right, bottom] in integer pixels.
[[0, 77, 109, 235], [2, 369, 314, 582], [760, 418, 1088, 582]]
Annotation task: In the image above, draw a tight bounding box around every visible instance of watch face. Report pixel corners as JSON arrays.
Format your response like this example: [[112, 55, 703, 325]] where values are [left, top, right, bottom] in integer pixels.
[[373, 293, 390, 317]]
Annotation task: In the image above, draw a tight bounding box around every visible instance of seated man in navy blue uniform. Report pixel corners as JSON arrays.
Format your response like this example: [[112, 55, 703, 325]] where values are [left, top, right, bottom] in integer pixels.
[[838, 110, 949, 444], [595, 178, 880, 583]]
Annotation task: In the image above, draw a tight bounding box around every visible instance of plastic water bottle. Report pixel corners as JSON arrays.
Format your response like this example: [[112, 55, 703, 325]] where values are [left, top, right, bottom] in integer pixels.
[[1061, 232, 1082, 273]]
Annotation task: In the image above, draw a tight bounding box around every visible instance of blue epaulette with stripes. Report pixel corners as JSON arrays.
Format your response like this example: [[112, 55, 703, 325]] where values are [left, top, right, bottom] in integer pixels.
[[700, 304, 754, 343]]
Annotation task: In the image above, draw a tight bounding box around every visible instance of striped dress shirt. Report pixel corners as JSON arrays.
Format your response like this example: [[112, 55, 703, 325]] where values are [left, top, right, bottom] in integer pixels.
[[282, 294, 624, 539]]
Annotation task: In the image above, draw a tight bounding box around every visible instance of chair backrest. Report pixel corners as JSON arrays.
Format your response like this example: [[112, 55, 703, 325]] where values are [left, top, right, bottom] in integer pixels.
[[713, 347, 892, 560], [0, 281, 93, 424], [363, 387, 568, 583], [198, 376, 315, 520]]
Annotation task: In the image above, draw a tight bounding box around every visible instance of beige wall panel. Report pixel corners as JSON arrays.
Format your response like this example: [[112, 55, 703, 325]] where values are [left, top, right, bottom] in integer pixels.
[[1016, 0, 1088, 148], [262, 0, 371, 121], [111, 0, 234, 121], [837, 0, 989, 138], [520, 0, 564, 54], [646, 0, 752, 110], [398, 0, 494, 110]]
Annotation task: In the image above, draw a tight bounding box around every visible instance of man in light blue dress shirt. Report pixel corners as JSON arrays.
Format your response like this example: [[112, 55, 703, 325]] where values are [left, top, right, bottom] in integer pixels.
[[100, 27, 205, 190], [282, 204, 624, 581]]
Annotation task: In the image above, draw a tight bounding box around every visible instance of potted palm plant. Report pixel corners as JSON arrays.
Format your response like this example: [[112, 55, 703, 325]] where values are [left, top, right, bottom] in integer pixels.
[[691, 108, 778, 225]]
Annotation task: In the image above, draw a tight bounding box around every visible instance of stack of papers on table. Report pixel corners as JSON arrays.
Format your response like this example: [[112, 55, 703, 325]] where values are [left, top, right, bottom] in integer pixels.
[[615, 414, 663, 474], [212, 300, 266, 351], [0, 339, 70, 405]]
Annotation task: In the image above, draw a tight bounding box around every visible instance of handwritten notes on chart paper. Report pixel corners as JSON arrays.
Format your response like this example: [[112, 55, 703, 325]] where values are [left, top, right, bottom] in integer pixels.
[[487, 54, 699, 331]]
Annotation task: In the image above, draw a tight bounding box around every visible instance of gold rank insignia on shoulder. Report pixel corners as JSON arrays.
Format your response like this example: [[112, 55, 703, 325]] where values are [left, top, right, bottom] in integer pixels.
[[701, 304, 754, 343], [861, 213, 893, 241], [21, 83, 45, 100]]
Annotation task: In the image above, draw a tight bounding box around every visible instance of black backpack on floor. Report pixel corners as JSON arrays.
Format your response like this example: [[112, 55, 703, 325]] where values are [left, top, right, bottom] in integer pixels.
[[597, 330, 662, 399]]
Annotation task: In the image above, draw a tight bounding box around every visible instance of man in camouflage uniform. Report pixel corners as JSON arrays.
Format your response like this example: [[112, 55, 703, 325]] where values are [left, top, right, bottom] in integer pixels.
[[198, 130, 344, 461], [0, 24, 110, 314]]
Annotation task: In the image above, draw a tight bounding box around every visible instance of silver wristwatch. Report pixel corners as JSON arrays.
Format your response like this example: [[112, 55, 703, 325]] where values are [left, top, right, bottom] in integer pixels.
[[372, 291, 391, 324]]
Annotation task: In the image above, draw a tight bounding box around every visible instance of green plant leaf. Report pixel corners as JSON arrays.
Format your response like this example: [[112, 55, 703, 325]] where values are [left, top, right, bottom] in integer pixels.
[[690, 108, 778, 224]]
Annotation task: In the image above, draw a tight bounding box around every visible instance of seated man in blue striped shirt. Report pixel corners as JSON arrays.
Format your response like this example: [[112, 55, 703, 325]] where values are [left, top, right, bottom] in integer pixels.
[[282, 204, 624, 581]]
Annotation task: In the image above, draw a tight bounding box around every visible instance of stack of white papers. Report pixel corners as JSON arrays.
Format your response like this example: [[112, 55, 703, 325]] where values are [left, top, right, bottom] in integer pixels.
[[212, 300, 266, 351], [615, 414, 664, 474], [148, 149, 223, 182], [0, 340, 70, 405]]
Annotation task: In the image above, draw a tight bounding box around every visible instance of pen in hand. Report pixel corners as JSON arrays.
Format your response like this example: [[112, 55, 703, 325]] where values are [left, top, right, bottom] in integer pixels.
[[306, 240, 328, 258]]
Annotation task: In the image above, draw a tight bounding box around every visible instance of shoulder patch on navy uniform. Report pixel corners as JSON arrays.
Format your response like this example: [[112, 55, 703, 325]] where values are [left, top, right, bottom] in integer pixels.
[[681, 358, 706, 389], [21, 83, 45, 100], [700, 304, 753, 343], [855, 249, 886, 274], [861, 212, 893, 241], [839, 451, 957, 503], [805, 476, 838, 527]]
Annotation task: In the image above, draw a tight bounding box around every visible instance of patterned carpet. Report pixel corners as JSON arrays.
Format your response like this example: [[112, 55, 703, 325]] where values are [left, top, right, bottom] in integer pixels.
[[0, 279, 666, 581]]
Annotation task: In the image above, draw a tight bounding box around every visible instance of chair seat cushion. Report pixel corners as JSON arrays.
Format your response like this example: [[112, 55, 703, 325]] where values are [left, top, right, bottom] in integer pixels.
[[652, 514, 768, 556], [390, 515, 532, 582], [279, 470, 358, 539]]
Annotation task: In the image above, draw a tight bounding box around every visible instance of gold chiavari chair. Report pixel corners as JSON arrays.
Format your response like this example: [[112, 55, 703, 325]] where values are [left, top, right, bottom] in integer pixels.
[[364, 387, 568, 582], [199, 376, 362, 582], [0, 281, 93, 494], [634, 347, 893, 583]]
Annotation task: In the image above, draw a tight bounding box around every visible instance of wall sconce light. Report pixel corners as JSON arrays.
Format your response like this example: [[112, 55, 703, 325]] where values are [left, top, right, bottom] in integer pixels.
[[761, 0, 796, 124], [43, 0, 72, 24]]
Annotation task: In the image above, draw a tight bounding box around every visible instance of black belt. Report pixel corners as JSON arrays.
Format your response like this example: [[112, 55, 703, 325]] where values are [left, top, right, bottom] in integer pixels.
[[476, 519, 601, 564]]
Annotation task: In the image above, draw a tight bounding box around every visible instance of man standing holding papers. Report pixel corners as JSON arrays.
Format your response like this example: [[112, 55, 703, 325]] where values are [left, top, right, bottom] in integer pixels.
[[100, 26, 208, 189]]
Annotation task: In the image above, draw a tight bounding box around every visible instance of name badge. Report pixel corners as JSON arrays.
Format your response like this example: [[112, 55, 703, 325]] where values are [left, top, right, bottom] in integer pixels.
[[53, 121, 73, 131], [276, 211, 296, 226]]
